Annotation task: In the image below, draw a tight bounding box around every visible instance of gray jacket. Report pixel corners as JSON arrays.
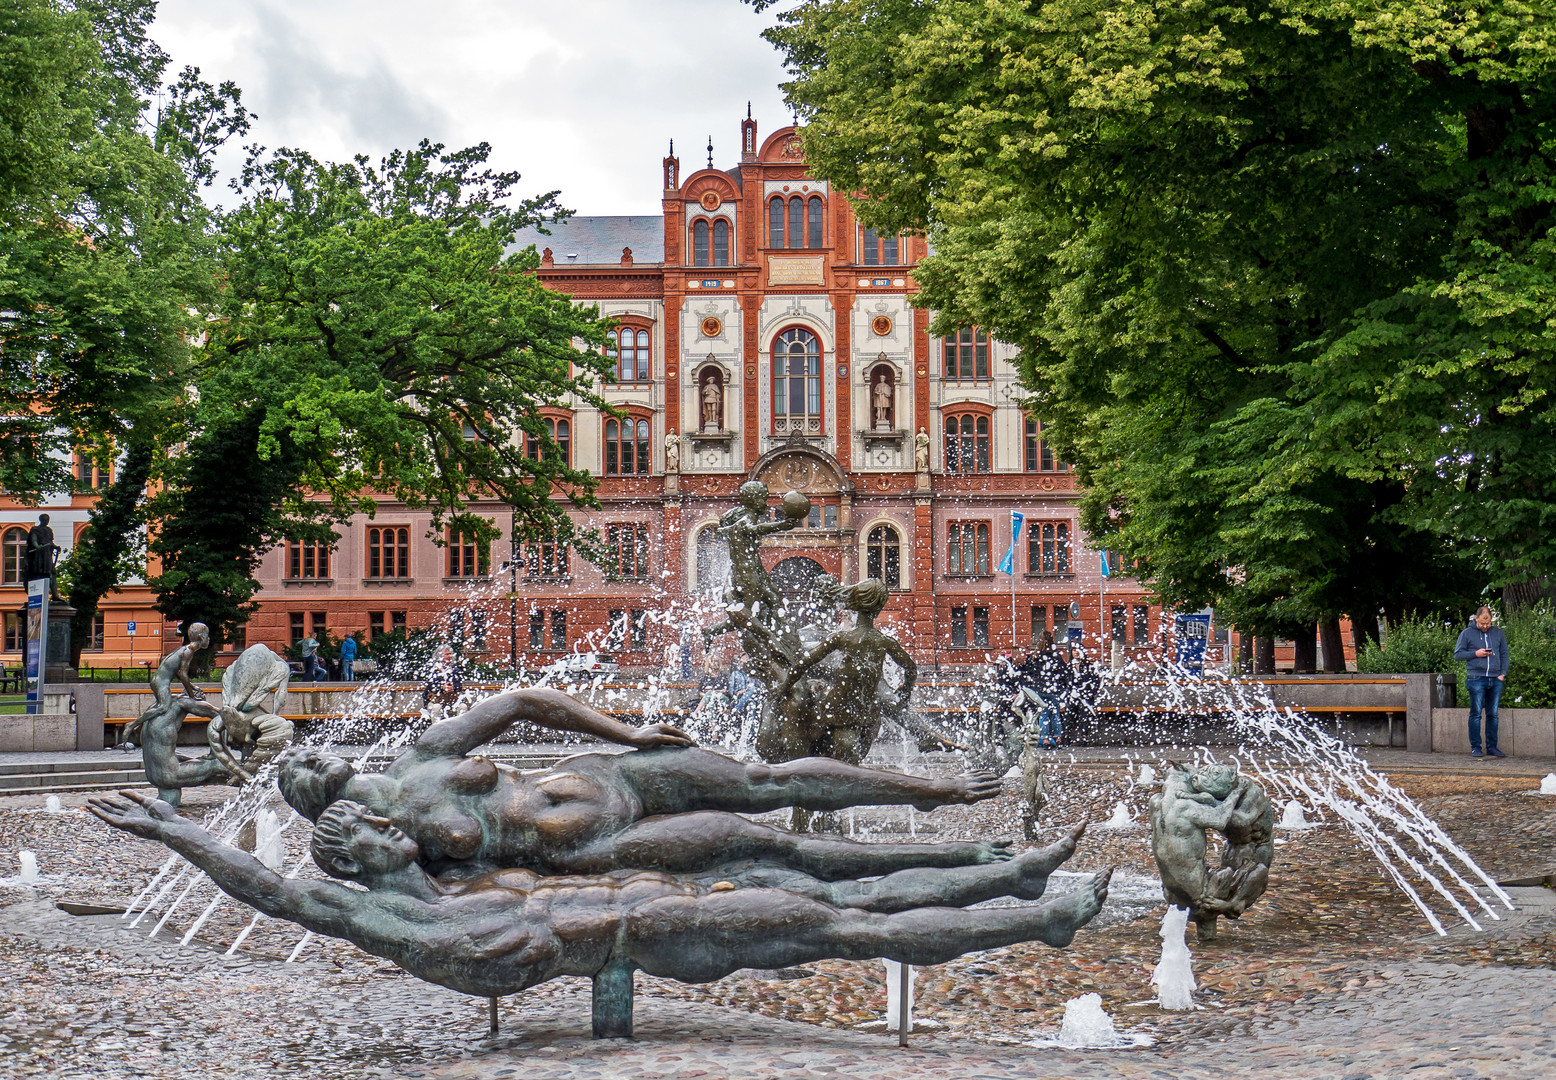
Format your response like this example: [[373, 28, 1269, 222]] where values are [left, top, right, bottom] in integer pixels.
[[1454, 625, 1509, 679]]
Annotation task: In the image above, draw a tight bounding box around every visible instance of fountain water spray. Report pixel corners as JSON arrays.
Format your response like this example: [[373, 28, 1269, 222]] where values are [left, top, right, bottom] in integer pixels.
[[1151, 906, 1196, 1010], [1278, 800, 1312, 830], [45, 795, 62, 814], [1135, 764, 1156, 787], [1101, 802, 1132, 830], [1056, 993, 1128, 1047], [17, 851, 39, 885], [1541, 773, 1556, 796]]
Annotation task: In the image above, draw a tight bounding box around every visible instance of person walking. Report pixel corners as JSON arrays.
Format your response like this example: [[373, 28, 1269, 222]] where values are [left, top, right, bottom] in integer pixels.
[[339, 634, 357, 682], [1454, 606, 1510, 758]]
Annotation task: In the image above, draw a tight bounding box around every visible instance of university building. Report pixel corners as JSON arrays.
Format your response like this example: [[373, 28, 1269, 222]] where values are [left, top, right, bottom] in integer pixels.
[[2, 115, 1155, 671]]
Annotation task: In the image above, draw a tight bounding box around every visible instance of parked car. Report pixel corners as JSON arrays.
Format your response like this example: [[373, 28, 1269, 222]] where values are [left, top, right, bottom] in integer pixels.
[[537, 652, 619, 680]]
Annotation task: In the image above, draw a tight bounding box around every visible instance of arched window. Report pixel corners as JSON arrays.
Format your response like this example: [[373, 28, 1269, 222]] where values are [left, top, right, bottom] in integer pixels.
[[695, 524, 730, 593], [606, 327, 650, 382], [772, 328, 822, 434], [604, 416, 651, 475], [860, 228, 903, 266], [868, 364, 895, 430], [944, 411, 991, 474], [943, 327, 990, 380], [366, 527, 410, 579], [526, 414, 572, 466], [1023, 418, 1068, 473], [768, 197, 785, 247], [807, 196, 824, 248], [2, 526, 27, 584], [866, 525, 901, 589], [692, 219, 710, 267], [698, 368, 725, 431], [712, 218, 730, 265], [787, 197, 804, 249]]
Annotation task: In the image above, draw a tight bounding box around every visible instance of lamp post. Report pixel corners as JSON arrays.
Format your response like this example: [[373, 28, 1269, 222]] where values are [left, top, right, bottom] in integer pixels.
[[509, 506, 519, 671]]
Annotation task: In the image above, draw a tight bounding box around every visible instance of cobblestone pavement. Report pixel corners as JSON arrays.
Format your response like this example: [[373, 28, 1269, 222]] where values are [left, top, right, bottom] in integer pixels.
[[3, 754, 1556, 1079]]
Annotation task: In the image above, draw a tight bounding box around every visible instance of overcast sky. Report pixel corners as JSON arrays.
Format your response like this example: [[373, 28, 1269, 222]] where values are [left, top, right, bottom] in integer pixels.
[[152, 0, 792, 214]]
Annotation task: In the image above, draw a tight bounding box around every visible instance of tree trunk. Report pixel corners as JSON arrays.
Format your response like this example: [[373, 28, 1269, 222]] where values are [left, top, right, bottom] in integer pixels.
[[1351, 612, 1380, 655], [66, 439, 154, 667], [1319, 617, 1347, 673], [1238, 629, 1253, 672], [1291, 625, 1317, 674], [1254, 636, 1275, 675], [1503, 578, 1549, 613]]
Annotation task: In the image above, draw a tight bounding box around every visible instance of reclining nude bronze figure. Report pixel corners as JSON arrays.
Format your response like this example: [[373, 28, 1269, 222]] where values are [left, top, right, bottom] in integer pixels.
[[275, 687, 1011, 878], [90, 791, 1111, 1038]]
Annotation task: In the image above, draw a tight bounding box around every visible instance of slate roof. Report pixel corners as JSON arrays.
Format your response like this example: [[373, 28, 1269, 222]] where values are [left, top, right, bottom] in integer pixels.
[[508, 215, 664, 265]]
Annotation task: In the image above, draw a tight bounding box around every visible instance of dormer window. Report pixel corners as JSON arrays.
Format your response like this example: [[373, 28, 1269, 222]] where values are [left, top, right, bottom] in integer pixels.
[[690, 218, 731, 267]]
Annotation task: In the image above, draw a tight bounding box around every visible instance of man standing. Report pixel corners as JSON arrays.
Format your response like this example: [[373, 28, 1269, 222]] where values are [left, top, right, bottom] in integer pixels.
[[1454, 606, 1510, 758], [299, 633, 320, 683], [339, 634, 357, 682]]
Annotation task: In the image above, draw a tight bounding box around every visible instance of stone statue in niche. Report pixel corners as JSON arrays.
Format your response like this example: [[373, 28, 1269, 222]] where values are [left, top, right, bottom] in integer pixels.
[[664, 430, 680, 473], [915, 427, 931, 471], [701, 376, 722, 431], [872, 373, 893, 430], [1148, 762, 1274, 941]]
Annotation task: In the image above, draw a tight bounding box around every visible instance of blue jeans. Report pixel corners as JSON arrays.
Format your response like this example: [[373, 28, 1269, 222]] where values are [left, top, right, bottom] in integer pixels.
[[1036, 695, 1062, 746], [1466, 676, 1504, 752], [301, 655, 317, 682], [341, 659, 354, 682]]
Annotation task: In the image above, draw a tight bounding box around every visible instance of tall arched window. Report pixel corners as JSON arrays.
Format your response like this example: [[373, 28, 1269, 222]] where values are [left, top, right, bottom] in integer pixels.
[[526, 414, 572, 466], [768, 197, 785, 246], [772, 328, 822, 434], [866, 525, 901, 589], [692, 219, 710, 267], [712, 219, 730, 265], [944, 411, 991, 474], [807, 196, 824, 248], [787, 197, 804, 249], [2, 526, 26, 584], [606, 327, 650, 382], [604, 416, 651, 475]]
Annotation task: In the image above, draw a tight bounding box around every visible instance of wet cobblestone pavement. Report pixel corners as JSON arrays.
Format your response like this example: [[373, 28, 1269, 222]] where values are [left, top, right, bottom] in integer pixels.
[[3, 753, 1555, 1078]]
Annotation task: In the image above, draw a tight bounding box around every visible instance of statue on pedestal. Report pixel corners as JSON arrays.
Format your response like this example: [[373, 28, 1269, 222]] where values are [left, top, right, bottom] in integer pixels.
[[25, 514, 62, 601], [915, 427, 931, 472], [664, 430, 680, 473], [872, 374, 893, 430], [701, 378, 722, 431], [1148, 762, 1274, 941]]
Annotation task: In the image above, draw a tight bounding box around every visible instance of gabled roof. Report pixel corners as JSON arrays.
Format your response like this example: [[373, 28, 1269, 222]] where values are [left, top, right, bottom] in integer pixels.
[[508, 215, 664, 265]]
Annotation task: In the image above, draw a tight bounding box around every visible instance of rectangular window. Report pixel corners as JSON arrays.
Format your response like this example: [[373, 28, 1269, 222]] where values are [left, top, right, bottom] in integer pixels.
[[607, 609, 626, 651], [630, 609, 647, 649], [605, 524, 650, 580], [369, 612, 385, 639], [391, 611, 407, 632], [943, 328, 989, 380], [804, 504, 841, 530], [550, 609, 567, 650], [367, 527, 410, 579], [311, 612, 327, 639], [1028, 522, 1071, 574], [1024, 419, 1068, 473], [3, 612, 21, 651], [972, 606, 990, 646], [947, 521, 991, 576], [287, 540, 331, 580], [1133, 605, 1150, 646], [447, 530, 488, 579], [289, 612, 305, 644], [950, 606, 968, 646], [87, 611, 105, 651], [1031, 605, 1048, 643], [471, 611, 487, 652], [526, 539, 569, 580], [73, 453, 112, 490], [529, 610, 545, 650], [1111, 605, 1127, 643]]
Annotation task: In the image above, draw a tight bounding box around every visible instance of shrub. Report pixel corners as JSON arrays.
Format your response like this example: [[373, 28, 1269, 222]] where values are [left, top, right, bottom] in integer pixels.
[[1355, 615, 1458, 675], [1502, 602, 1556, 708]]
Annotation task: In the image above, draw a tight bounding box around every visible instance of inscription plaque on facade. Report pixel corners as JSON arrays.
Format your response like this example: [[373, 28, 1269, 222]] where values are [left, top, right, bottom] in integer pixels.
[[767, 256, 827, 287]]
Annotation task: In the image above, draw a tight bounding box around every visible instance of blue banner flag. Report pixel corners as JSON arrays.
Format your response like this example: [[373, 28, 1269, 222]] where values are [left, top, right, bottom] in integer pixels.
[[1100, 550, 1111, 578], [997, 511, 1024, 575]]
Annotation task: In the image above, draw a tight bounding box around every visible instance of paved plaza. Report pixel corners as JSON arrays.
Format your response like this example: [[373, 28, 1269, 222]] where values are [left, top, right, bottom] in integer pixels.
[[3, 750, 1555, 1079]]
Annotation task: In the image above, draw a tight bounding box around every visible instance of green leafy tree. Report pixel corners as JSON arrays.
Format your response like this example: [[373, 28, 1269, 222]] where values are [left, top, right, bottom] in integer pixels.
[[756, 0, 1556, 629], [2, 1, 249, 655]]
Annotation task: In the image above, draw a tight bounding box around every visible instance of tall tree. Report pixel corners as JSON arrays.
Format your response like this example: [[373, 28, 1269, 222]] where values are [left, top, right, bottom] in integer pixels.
[[1, 1, 249, 652], [754, 0, 1555, 622], [152, 141, 614, 631]]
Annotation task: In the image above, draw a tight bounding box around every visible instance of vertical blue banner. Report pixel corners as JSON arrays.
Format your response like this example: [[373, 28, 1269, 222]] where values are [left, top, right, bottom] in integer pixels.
[[25, 579, 47, 713], [997, 511, 1024, 575], [1174, 611, 1211, 674]]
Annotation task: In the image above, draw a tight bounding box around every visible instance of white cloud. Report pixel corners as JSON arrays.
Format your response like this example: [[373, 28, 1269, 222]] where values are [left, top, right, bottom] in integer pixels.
[[152, 0, 792, 213]]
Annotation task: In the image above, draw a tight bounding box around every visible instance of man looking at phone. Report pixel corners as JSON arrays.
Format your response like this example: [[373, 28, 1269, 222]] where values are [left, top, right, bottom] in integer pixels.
[[1454, 606, 1510, 758]]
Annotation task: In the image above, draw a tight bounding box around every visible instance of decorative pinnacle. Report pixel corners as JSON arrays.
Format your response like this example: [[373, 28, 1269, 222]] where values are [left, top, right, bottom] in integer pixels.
[[707, 136, 714, 168]]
